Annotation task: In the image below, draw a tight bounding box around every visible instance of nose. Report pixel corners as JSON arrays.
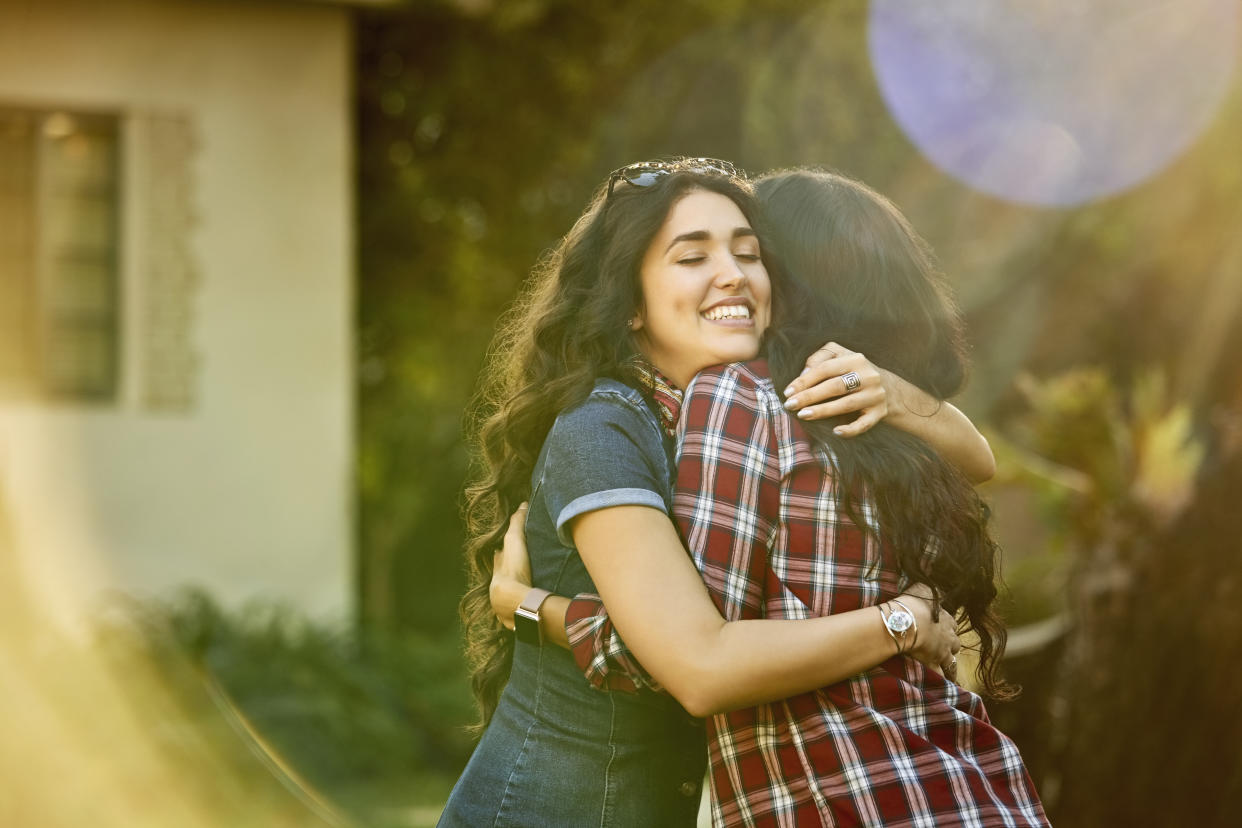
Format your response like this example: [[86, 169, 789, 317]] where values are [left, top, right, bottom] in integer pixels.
[[714, 255, 748, 290]]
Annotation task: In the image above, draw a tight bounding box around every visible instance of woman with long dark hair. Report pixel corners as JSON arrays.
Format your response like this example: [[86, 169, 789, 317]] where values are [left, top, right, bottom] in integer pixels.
[[487, 168, 1048, 825], [440, 160, 980, 827]]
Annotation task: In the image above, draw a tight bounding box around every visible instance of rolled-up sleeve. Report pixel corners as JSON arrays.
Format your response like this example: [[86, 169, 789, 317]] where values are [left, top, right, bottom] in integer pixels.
[[565, 594, 663, 693], [539, 392, 671, 546]]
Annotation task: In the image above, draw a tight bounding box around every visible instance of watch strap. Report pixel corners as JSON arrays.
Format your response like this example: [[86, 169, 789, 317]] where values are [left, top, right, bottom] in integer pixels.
[[514, 587, 552, 646]]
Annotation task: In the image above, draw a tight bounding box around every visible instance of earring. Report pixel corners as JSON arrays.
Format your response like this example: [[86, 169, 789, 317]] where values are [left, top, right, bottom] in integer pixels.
[[626, 319, 634, 330]]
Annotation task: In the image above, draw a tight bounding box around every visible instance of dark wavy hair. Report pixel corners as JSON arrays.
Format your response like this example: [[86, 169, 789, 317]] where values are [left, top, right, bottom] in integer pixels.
[[461, 166, 767, 727], [757, 169, 1013, 698]]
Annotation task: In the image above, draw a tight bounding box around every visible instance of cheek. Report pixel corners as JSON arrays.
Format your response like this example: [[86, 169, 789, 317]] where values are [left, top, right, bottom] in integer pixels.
[[652, 279, 701, 324], [755, 273, 774, 325], [639, 287, 693, 345]]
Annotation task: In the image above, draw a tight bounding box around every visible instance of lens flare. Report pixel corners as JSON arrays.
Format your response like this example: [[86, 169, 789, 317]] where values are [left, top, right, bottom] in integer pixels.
[[869, 0, 1238, 206]]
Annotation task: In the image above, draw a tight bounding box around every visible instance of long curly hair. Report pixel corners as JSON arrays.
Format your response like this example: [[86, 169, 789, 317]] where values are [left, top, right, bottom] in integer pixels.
[[461, 167, 766, 727], [757, 169, 1014, 698]]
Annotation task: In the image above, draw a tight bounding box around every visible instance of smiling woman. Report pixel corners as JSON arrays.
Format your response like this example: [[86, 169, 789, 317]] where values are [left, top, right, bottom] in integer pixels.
[[629, 189, 772, 390], [441, 160, 966, 827]]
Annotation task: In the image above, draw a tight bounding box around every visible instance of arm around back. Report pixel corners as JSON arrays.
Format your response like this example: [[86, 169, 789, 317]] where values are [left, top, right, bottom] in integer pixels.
[[573, 364, 956, 716], [571, 505, 941, 716]]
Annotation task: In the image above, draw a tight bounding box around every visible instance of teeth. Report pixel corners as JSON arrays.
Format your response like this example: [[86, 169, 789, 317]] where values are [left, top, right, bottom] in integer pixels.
[[703, 305, 751, 321]]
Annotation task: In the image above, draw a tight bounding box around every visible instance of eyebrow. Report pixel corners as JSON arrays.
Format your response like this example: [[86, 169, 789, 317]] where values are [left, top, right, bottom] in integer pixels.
[[665, 227, 757, 254]]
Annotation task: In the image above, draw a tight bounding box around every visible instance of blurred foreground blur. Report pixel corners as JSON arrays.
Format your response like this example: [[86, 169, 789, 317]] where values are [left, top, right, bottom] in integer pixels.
[[1, 486, 472, 827]]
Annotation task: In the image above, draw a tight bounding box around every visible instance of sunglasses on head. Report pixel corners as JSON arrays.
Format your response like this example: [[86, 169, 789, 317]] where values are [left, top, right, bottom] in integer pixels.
[[605, 157, 740, 199]]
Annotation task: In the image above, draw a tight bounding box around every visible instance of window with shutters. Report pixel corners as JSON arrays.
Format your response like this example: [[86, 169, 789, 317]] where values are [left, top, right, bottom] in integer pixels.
[[0, 107, 120, 402]]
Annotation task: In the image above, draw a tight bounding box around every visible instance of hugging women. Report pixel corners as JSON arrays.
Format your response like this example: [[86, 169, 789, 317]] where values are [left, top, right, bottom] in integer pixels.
[[440, 159, 1047, 827]]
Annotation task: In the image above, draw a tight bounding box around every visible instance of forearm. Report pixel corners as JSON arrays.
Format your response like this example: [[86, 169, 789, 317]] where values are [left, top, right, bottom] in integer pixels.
[[539, 595, 571, 649], [682, 606, 901, 715], [574, 506, 911, 717], [886, 377, 995, 483]]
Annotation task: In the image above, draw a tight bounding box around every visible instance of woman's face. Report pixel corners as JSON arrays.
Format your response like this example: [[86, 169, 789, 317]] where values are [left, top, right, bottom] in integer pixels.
[[631, 188, 772, 389]]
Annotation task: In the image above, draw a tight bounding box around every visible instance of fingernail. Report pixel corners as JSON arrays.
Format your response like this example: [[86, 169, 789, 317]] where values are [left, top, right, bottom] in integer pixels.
[[833, 426, 845, 435], [783, 396, 799, 410], [797, 408, 814, 418], [783, 385, 796, 397]]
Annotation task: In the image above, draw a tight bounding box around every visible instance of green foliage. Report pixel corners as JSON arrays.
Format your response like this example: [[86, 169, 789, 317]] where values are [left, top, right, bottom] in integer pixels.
[[984, 365, 1204, 629], [1003, 366, 1203, 543], [94, 589, 476, 825]]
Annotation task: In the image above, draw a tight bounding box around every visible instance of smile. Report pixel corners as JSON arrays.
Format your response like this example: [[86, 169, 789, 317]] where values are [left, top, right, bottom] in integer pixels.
[[701, 304, 752, 321]]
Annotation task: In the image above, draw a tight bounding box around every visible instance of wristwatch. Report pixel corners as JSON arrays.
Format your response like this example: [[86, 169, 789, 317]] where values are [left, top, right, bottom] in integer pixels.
[[881, 600, 917, 653], [514, 587, 552, 646]]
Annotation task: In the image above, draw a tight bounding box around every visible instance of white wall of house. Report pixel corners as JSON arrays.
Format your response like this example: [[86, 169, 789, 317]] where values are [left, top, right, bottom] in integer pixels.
[[0, 0, 354, 625]]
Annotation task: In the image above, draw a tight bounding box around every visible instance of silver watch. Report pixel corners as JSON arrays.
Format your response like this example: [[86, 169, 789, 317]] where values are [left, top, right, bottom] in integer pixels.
[[882, 602, 916, 652]]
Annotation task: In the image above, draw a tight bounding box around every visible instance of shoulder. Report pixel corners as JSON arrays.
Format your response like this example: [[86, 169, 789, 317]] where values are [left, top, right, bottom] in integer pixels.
[[552, 377, 663, 449], [684, 360, 781, 417]]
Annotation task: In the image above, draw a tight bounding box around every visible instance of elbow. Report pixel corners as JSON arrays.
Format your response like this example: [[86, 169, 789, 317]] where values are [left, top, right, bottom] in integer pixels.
[[966, 437, 997, 484], [972, 453, 997, 485], [659, 657, 735, 717], [670, 686, 726, 719]]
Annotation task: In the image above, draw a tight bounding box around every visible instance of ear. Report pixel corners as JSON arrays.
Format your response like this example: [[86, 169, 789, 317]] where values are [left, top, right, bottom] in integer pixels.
[[629, 308, 645, 332]]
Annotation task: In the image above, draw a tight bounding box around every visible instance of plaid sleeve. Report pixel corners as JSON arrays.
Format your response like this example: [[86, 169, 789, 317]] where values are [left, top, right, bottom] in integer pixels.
[[673, 365, 780, 621], [564, 593, 662, 693]]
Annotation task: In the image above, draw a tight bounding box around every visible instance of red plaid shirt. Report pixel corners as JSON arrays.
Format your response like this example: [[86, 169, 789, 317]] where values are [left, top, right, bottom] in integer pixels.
[[567, 361, 1048, 827]]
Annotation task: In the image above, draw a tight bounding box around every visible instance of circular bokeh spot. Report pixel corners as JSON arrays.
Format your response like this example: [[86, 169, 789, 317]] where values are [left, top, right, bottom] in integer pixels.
[[868, 0, 1238, 206]]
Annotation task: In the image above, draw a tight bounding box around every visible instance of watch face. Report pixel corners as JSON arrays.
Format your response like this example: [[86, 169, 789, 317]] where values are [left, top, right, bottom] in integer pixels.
[[887, 608, 914, 633], [514, 607, 541, 646]]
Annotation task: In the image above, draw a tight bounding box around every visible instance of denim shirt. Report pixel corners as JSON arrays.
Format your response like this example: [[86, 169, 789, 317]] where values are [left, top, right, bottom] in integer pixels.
[[440, 378, 706, 828]]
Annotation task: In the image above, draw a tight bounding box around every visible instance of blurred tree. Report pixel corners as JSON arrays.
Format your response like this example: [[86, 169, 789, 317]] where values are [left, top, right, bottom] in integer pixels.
[[1050, 429, 1242, 827], [983, 364, 1242, 825]]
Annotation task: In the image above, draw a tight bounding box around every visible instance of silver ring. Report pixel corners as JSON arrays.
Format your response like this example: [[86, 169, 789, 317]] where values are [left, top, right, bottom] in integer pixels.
[[841, 371, 862, 392]]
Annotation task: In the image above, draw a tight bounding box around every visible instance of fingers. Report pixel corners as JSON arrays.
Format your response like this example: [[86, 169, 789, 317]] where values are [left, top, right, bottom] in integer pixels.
[[506, 501, 529, 535], [785, 353, 868, 400], [785, 376, 881, 412], [496, 503, 534, 585], [783, 354, 885, 427], [939, 617, 961, 682], [897, 591, 963, 682], [942, 654, 958, 682], [928, 608, 959, 665], [801, 341, 846, 371], [787, 342, 855, 396], [785, 390, 882, 421], [491, 552, 516, 631], [501, 502, 531, 562], [829, 408, 885, 437]]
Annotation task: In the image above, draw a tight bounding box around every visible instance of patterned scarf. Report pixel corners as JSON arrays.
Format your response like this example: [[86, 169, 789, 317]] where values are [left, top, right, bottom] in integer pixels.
[[624, 356, 683, 439]]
